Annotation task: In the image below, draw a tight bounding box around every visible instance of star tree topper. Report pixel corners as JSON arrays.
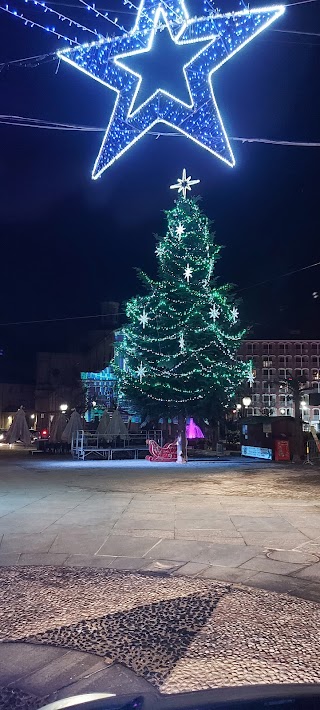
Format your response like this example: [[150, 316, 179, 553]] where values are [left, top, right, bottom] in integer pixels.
[[59, 0, 285, 179], [170, 169, 200, 199]]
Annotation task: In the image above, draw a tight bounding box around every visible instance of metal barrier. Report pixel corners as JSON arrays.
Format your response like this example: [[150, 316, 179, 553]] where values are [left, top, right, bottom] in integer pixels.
[[71, 430, 163, 461]]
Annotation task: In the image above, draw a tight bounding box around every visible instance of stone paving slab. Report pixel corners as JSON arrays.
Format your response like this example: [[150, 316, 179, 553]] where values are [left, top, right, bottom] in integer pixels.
[[292, 562, 320, 581], [105, 557, 150, 570], [12, 650, 107, 696], [244, 571, 320, 601], [97, 536, 161, 557], [0, 533, 58, 554], [144, 540, 211, 561], [192, 543, 263, 567], [64, 555, 117, 568], [17, 553, 69, 566], [175, 530, 245, 544], [230, 516, 296, 532], [49, 531, 110, 555], [0, 553, 21, 566], [0, 643, 64, 684], [240, 556, 309, 576]]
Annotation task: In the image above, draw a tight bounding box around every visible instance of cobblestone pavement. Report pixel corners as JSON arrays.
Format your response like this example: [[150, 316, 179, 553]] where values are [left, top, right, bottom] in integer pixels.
[[0, 567, 319, 705], [0, 453, 320, 600]]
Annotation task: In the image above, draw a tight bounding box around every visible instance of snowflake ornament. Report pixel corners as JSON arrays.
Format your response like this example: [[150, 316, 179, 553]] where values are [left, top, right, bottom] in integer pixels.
[[137, 361, 146, 383], [155, 243, 165, 258], [179, 332, 186, 353], [138, 308, 149, 329], [231, 307, 239, 324], [184, 263, 193, 283], [209, 304, 220, 322], [247, 364, 255, 387], [176, 223, 185, 240]]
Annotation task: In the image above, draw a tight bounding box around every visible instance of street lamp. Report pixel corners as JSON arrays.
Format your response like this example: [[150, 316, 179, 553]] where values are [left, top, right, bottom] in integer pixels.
[[30, 414, 35, 420], [242, 397, 252, 408], [60, 404, 68, 413], [236, 404, 242, 410]]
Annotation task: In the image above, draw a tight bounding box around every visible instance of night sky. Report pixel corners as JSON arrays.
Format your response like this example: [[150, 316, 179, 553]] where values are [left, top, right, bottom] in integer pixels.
[[0, 0, 319, 380]]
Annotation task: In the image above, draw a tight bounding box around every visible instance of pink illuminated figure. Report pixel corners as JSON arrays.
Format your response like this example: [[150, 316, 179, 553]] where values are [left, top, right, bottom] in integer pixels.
[[186, 418, 204, 440]]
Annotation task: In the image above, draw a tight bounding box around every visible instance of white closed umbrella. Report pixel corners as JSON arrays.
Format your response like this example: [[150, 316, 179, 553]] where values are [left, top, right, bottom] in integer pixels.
[[61, 410, 83, 444], [5, 407, 31, 446], [105, 409, 128, 440], [96, 410, 110, 436], [50, 413, 68, 443]]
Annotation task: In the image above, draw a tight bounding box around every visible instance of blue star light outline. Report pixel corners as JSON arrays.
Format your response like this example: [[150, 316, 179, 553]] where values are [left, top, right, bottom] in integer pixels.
[[58, 0, 285, 179], [115, 7, 217, 117]]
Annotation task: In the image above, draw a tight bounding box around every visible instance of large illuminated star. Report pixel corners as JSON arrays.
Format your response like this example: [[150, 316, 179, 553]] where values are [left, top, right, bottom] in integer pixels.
[[59, 0, 285, 179]]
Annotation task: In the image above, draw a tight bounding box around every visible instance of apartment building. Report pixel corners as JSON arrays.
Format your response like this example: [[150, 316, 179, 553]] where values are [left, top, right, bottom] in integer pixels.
[[239, 340, 320, 430]]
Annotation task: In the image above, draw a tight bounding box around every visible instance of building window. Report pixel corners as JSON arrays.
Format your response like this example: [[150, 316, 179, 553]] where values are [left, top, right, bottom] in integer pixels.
[[262, 394, 276, 405], [279, 343, 289, 354], [279, 356, 291, 366], [312, 356, 319, 365], [295, 344, 302, 355], [279, 394, 291, 405], [263, 359, 273, 367], [280, 408, 292, 416], [313, 409, 320, 420], [295, 356, 302, 366], [263, 343, 273, 355], [247, 408, 253, 416]]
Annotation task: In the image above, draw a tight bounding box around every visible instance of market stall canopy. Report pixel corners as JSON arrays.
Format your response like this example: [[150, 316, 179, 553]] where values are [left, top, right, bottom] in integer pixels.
[[96, 410, 110, 436], [105, 409, 128, 440], [61, 410, 83, 444], [5, 407, 31, 445], [50, 413, 68, 443]]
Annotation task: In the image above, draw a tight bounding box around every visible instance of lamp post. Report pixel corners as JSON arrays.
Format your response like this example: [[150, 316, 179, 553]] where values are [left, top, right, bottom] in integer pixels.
[[60, 404, 68, 413], [242, 396, 252, 416]]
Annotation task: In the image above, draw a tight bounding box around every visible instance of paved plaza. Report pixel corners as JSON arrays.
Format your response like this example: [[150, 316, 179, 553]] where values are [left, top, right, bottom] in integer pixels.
[[0, 451, 320, 708], [0, 452, 319, 597]]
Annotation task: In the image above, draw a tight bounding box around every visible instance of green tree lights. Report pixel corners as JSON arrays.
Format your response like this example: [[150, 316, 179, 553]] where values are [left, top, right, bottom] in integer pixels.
[[114, 186, 250, 420]]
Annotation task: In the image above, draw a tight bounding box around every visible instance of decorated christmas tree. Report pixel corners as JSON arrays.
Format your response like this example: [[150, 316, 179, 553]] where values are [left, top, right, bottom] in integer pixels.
[[114, 171, 250, 422]]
